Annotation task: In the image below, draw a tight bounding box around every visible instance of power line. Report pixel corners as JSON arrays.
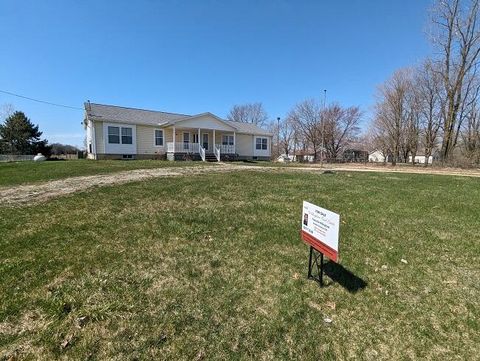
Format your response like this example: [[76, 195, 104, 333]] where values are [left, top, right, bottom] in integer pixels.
[[0, 89, 83, 110]]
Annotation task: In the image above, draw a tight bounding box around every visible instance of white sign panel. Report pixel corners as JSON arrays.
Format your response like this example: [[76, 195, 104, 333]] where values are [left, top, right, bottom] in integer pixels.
[[302, 201, 340, 256]]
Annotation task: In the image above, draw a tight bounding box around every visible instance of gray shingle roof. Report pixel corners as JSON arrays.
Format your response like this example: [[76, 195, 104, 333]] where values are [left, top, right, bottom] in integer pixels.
[[85, 103, 188, 126], [223, 119, 272, 135], [85, 102, 272, 136]]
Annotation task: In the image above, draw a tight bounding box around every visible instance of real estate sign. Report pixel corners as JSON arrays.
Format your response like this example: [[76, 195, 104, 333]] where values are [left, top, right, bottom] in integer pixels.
[[301, 201, 340, 262]]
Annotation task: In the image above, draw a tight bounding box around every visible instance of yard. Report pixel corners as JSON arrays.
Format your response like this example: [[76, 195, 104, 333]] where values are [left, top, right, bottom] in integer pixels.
[[0, 160, 213, 187], [0, 167, 479, 359]]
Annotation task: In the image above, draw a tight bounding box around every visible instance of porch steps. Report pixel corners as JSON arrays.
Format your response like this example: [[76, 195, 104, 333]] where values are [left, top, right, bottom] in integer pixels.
[[204, 152, 218, 162]]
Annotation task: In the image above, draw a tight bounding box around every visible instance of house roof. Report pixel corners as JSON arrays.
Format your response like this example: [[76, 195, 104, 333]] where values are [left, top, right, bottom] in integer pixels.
[[85, 102, 272, 135], [85, 103, 187, 126], [223, 120, 273, 135]]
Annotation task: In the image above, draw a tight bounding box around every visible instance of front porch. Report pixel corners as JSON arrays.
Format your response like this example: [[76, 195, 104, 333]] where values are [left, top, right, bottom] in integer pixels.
[[165, 126, 236, 161]]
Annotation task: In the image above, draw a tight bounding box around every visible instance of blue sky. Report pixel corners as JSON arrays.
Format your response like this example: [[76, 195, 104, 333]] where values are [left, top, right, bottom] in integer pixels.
[[0, 0, 432, 147]]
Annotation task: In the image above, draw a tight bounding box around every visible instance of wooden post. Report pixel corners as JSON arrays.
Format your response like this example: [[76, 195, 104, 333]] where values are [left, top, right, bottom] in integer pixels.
[[233, 132, 236, 153], [213, 129, 216, 148], [173, 126, 176, 153]]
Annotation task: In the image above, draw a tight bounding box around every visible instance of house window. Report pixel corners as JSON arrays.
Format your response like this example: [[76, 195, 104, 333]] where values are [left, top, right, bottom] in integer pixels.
[[256, 137, 268, 150], [155, 129, 164, 146], [108, 126, 133, 145], [222, 135, 234, 146], [121, 127, 133, 144], [108, 126, 120, 144]]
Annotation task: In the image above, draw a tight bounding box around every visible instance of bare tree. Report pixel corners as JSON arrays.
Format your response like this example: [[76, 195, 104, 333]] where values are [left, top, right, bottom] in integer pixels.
[[459, 75, 480, 163], [414, 60, 443, 166], [462, 103, 480, 163], [278, 116, 296, 157], [365, 123, 389, 163], [372, 69, 413, 165], [0, 104, 14, 120], [431, 0, 480, 161], [288, 99, 323, 161], [405, 82, 422, 164], [322, 104, 362, 160], [227, 103, 269, 127]]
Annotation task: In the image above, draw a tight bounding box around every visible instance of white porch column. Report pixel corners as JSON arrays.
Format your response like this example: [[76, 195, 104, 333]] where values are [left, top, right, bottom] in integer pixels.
[[173, 126, 176, 153], [213, 129, 216, 148], [198, 128, 201, 152], [233, 132, 236, 153]]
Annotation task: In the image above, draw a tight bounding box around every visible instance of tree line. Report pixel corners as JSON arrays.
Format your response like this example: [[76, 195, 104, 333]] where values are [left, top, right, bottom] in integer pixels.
[[370, 0, 480, 166], [227, 101, 363, 162], [229, 1, 480, 167]]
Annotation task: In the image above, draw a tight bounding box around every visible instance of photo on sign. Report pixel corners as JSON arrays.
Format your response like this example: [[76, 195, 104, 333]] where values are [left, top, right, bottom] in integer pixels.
[[303, 213, 308, 226]]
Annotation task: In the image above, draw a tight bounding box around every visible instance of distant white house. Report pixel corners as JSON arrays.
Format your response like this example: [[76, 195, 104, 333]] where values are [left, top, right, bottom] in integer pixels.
[[368, 150, 386, 163], [276, 154, 294, 162], [369, 149, 434, 164], [84, 103, 272, 161], [276, 148, 328, 163], [408, 154, 433, 164]]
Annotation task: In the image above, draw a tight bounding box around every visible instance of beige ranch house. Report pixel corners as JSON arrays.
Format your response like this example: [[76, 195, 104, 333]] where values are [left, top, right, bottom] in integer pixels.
[[84, 103, 272, 161]]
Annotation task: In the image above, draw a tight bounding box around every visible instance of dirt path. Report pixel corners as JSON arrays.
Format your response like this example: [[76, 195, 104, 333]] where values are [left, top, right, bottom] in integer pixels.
[[1, 163, 479, 206], [0, 164, 266, 206], [280, 163, 480, 178]]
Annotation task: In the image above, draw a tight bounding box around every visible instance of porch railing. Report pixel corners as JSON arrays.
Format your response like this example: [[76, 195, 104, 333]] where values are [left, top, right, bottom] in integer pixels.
[[199, 145, 206, 161], [167, 142, 235, 154], [214, 145, 220, 162], [216, 144, 235, 154], [166, 142, 199, 153]]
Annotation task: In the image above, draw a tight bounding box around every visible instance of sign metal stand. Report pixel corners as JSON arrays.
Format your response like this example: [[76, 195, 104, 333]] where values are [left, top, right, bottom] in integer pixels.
[[307, 246, 325, 287]]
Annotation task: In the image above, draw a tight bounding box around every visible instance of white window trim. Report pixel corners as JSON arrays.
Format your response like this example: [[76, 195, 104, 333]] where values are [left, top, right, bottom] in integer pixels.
[[256, 137, 268, 150], [103, 122, 137, 154], [107, 126, 120, 144], [222, 134, 234, 146], [154, 129, 164, 147], [108, 125, 134, 145], [121, 127, 133, 145], [192, 133, 199, 144]]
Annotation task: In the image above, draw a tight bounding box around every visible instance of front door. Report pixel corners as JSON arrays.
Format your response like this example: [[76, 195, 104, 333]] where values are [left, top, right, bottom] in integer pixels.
[[202, 133, 209, 151], [183, 132, 190, 151]]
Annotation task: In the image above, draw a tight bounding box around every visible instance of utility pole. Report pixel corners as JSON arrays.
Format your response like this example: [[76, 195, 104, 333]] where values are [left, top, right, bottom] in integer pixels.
[[277, 117, 280, 159], [320, 89, 326, 166]]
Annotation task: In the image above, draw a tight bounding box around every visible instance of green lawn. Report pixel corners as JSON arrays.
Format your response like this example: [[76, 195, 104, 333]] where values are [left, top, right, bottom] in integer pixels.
[[0, 160, 212, 187], [0, 170, 479, 359]]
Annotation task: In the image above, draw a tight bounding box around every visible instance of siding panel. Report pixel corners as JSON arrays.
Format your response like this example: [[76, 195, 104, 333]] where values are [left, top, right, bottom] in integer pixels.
[[94, 121, 104, 154], [136, 125, 166, 155], [236, 134, 254, 157]]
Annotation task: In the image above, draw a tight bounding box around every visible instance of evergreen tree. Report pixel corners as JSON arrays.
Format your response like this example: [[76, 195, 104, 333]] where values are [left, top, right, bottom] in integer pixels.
[[0, 111, 50, 155]]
